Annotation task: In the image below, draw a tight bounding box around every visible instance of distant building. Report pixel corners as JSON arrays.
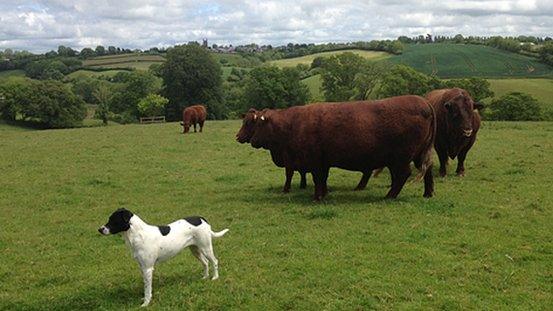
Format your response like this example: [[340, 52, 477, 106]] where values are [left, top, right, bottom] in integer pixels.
[[202, 38, 208, 48]]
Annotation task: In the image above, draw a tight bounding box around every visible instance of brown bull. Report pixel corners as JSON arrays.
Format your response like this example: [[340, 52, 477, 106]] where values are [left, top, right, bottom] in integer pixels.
[[243, 95, 436, 200], [180, 105, 207, 133], [426, 88, 483, 176]]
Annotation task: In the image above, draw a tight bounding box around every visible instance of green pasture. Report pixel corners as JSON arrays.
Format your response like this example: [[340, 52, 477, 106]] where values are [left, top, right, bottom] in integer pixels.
[[487, 78, 553, 106], [0, 120, 551, 309], [389, 43, 553, 78], [0, 69, 25, 79], [270, 50, 390, 67], [83, 54, 165, 70]]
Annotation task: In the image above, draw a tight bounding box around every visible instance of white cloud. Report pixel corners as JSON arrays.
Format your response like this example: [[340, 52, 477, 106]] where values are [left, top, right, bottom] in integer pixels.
[[0, 0, 551, 52]]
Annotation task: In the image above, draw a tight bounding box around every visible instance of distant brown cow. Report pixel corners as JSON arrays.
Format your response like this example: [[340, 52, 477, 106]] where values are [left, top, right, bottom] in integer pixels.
[[180, 105, 207, 133], [426, 88, 483, 177], [242, 96, 436, 200]]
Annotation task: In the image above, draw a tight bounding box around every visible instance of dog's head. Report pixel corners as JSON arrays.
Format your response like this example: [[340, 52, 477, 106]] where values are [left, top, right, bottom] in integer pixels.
[[98, 208, 134, 235]]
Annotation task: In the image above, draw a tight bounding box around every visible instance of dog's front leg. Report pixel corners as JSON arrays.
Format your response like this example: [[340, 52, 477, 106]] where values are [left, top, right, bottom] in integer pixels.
[[141, 266, 154, 307]]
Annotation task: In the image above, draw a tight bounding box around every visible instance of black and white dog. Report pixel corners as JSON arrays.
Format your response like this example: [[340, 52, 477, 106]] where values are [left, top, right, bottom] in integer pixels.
[[98, 208, 229, 307]]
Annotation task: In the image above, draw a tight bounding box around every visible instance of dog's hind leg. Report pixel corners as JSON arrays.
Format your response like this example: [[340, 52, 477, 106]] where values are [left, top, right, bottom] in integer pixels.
[[190, 246, 209, 279], [201, 243, 219, 280], [141, 266, 154, 307]]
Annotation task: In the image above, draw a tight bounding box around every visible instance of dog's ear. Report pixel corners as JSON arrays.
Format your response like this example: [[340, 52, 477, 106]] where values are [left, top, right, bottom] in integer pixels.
[[116, 208, 133, 222]]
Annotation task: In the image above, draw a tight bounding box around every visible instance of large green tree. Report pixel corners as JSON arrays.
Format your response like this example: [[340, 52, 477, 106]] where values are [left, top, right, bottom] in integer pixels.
[[320, 52, 367, 101], [242, 66, 309, 110], [161, 44, 224, 120], [377, 65, 443, 98]]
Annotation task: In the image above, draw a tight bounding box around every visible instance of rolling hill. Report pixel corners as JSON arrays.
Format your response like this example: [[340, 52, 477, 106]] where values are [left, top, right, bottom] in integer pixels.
[[269, 49, 390, 67], [82, 53, 165, 70], [389, 43, 553, 78]]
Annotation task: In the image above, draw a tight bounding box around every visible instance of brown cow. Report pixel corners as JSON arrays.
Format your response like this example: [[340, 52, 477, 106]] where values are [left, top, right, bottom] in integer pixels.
[[426, 88, 483, 177], [180, 105, 207, 133], [245, 95, 436, 200], [237, 109, 307, 192], [237, 109, 372, 193]]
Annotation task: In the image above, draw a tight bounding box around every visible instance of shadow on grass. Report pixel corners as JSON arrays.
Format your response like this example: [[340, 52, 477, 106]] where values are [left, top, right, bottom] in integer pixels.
[[2, 270, 203, 310]]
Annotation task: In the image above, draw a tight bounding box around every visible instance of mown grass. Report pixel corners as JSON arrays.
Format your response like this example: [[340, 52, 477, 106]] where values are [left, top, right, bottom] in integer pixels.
[[83, 54, 165, 70], [0, 120, 551, 310], [270, 50, 390, 67], [66, 69, 128, 79], [0, 69, 25, 79], [488, 78, 553, 106], [390, 43, 553, 78]]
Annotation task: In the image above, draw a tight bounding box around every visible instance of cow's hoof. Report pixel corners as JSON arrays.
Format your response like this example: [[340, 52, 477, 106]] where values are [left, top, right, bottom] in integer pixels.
[[282, 188, 290, 193], [456, 172, 465, 177]]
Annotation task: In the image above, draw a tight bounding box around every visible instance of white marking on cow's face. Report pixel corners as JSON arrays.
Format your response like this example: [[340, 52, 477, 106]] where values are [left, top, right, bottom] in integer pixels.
[[260, 116, 265, 121], [463, 129, 473, 137], [253, 114, 257, 120]]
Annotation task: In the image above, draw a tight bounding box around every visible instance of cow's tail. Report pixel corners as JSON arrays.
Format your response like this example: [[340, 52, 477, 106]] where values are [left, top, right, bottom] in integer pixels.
[[413, 99, 436, 182], [211, 228, 229, 238]]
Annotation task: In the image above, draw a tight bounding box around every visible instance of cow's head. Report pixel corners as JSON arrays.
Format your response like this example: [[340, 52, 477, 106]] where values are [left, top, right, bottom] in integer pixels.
[[98, 208, 133, 235], [236, 108, 259, 143], [181, 121, 190, 133], [250, 109, 276, 149], [443, 89, 481, 138]]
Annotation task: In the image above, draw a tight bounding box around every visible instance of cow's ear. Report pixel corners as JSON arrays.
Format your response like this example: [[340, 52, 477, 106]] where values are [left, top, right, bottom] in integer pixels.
[[240, 113, 246, 119], [444, 101, 452, 110], [473, 102, 484, 110]]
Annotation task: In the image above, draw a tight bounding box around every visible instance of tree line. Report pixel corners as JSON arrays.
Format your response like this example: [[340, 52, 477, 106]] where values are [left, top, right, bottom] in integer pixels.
[[1, 42, 550, 129]]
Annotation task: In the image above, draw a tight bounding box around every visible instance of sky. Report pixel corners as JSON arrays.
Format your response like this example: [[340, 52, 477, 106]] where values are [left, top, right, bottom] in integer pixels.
[[1, 0, 552, 53]]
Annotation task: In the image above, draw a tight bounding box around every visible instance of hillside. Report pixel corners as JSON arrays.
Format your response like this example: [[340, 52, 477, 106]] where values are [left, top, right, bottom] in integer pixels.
[[301, 74, 553, 109], [389, 43, 553, 78], [82, 53, 165, 70], [269, 49, 390, 67]]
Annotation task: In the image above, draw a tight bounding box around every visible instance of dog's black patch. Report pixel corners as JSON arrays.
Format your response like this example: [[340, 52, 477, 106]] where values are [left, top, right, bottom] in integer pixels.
[[157, 225, 171, 236], [104, 208, 133, 234], [183, 216, 207, 226]]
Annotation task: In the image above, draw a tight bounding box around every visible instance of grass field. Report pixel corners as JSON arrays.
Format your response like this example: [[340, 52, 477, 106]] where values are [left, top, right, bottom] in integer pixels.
[[302, 74, 324, 101], [0, 69, 25, 79], [83, 54, 165, 70], [487, 79, 553, 105], [270, 50, 390, 67], [66, 69, 128, 79], [1, 120, 551, 309], [390, 44, 553, 78]]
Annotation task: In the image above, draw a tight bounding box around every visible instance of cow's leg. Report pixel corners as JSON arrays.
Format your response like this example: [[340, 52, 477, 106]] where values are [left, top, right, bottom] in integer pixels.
[[312, 168, 329, 201], [299, 171, 307, 189], [283, 166, 294, 193], [199, 121, 204, 132], [321, 167, 330, 198], [423, 163, 434, 198], [354, 171, 371, 191], [456, 139, 475, 177], [194, 123, 197, 132], [385, 164, 411, 199], [437, 149, 448, 177]]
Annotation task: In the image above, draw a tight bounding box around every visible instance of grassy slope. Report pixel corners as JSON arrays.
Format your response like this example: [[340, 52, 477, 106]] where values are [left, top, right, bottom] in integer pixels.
[[487, 79, 553, 105], [66, 69, 128, 79], [390, 44, 553, 78], [302, 75, 553, 107], [83, 54, 165, 70], [1, 121, 551, 310], [0, 69, 25, 79], [270, 50, 390, 67]]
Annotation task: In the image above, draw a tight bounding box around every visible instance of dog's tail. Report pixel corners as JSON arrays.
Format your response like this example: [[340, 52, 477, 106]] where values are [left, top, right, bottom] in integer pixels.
[[211, 228, 229, 238]]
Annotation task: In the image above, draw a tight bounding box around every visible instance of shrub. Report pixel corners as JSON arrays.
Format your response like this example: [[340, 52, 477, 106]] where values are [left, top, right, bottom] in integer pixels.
[[489, 92, 542, 121], [137, 94, 169, 117]]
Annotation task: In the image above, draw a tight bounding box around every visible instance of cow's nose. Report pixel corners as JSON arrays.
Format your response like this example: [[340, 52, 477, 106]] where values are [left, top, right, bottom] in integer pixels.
[[463, 129, 473, 137]]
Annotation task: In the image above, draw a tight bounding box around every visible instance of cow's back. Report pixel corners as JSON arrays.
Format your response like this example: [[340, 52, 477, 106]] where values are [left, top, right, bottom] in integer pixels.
[[281, 96, 434, 171]]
